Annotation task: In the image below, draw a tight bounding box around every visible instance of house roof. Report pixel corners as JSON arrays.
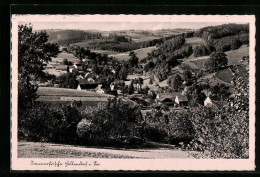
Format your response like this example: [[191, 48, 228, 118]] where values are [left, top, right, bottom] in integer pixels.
[[158, 79, 169, 87], [157, 92, 181, 102], [78, 79, 97, 85], [149, 85, 159, 91], [182, 61, 199, 70], [176, 95, 188, 102], [125, 81, 131, 86]]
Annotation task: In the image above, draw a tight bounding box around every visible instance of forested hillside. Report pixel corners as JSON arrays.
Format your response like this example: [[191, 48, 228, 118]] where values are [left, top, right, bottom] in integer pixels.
[[193, 23, 249, 40]]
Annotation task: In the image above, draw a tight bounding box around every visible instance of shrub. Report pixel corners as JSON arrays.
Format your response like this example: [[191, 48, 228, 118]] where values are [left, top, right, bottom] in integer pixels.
[[144, 108, 194, 145], [76, 98, 144, 146], [18, 102, 82, 144], [189, 76, 249, 158]]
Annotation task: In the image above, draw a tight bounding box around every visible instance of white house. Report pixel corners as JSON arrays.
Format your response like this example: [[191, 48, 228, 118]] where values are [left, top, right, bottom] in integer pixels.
[[204, 97, 213, 107], [110, 84, 115, 91], [95, 84, 105, 94]]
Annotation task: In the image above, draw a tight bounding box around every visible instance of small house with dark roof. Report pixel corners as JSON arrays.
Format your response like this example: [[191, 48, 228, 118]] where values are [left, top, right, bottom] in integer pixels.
[[77, 79, 99, 91], [156, 92, 182, 106], [175, 95, 188, 107]]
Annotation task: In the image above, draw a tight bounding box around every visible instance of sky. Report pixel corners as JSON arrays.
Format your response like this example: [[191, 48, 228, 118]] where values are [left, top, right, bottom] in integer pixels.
[[19, 21, 241, 31]]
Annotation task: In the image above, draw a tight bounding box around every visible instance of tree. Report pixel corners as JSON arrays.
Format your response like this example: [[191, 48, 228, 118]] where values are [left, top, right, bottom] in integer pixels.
[[129, 53, 139, 67], [205, 52, 228, 72], [18, 24, 59, 109], [128, 81, 134, 94], [167, 74, 183, 91], [77, 98, 144, 144], [190, 76, 249, 158], [210, 83, 230, 100], [56, 73, 79, 89]]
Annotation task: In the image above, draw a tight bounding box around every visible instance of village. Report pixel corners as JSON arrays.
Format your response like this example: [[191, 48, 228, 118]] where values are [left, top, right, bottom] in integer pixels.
[[17, 22, 250, 159]]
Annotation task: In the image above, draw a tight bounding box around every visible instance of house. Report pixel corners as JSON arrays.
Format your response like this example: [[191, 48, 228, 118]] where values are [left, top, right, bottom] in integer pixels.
[[117, 90, 123, 96], [125, 81, 132, 86], [204, 97, 213, 107], [95, 84, 105, 94], [73, 61, 83, 71], [77, 79, 98, 91], [110, 84, 115, 91], [175, 95, 188, 107], [156, 92, 182, 106]]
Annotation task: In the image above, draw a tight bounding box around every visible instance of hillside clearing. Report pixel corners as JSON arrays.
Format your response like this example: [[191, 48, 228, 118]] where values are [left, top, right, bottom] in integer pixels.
[[37, 87, 113, 97], [52, 51, 80, 63], [108, 46, 156, 61], [185, 37, 206, 46], [225, 45, 249, 65]]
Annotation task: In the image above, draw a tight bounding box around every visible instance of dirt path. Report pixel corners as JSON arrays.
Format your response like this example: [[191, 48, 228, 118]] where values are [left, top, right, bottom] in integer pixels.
[[18, 141, 196, 159]]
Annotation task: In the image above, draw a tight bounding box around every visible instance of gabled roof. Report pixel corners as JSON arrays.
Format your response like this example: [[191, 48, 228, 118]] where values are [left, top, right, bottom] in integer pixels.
[[157, 92, 181, 102], [176, 95, 188, 102], [125, 81, 132, 86], [78, 79, 97, 85]]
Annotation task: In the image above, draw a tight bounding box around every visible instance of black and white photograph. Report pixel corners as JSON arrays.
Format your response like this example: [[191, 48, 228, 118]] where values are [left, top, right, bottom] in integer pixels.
[[11, 15, 255, 171]]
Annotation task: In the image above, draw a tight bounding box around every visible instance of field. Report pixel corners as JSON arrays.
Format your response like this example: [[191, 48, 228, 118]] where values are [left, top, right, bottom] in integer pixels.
[[185, 37, 206, 46], [225, 45, 249, 65], [52, 51, 80, 63], [109, 46, 156, 61], [216, 65, 248, 84], [216, 69, 233, 84], [18, 142, 137, 158], [37, 87, 113, 98], [91, 49, 119, 55], [18, 141, 196, 159]]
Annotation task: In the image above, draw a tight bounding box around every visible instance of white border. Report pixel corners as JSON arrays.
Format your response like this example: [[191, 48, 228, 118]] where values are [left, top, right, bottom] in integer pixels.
[[11, 15, 256, 171]]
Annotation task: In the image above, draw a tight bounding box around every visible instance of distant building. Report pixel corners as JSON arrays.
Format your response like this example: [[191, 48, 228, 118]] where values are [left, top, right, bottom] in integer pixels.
[[110, 84, 115, 91], [204, 97, 213, 107], [125, 81, 132, 86], [156, 92, 182, 106], [77, 79, 98, 91], [175, 95, 188, 107]]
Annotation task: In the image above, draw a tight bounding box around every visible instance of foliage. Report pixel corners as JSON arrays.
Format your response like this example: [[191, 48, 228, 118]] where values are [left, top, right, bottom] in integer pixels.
[[144, 61, 155, 72], [77, 98, 144, 145], [205, 52, 228, 72], [190, 75, 249, 158], [144, 108, 195, 144], [153, 60, 171, 81], [18, 24, 59, 109], [167, 74, 183, 91], [194, 23, 249, 40], [18, 102, 82, 144], [193, 44, 211, 57], [186, 84, 207, 106], [210, 83, 230, 100], [56, 73, 79, 89]]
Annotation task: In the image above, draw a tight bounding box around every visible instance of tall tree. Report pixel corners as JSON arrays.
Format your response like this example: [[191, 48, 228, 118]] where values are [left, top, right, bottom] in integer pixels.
[[18, 24, 59, 109], [205, 52, 228, 72], [167, 74, 183, 91]]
